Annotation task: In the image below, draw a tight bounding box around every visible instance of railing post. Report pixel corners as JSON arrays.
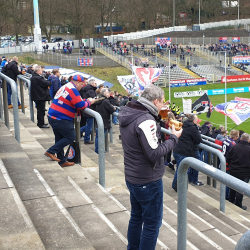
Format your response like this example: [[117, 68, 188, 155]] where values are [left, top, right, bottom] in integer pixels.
[[18, 79, 25, 113], [83, 108, 105, 188], [105, 131, 109, 153], [0, 87, 3, 121], [207, 151, 212, 185], [2, 79, 9, 128], [17, 75, 34, 122], [213, 154, 217, 188], [177, 159, 188, 250], [110, 114, 113, 143], [74, 118, 81, 164]]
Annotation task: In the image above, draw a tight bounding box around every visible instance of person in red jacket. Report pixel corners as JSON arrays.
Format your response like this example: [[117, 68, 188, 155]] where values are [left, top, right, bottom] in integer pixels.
[[45, 75, 95, 167]]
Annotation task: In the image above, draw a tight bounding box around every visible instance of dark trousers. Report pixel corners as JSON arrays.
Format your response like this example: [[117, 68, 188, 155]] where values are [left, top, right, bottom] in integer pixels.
[[36, 101, 46, 127], [229, 176, 249, 208], [126, 179, 163, 250], [47, 117, 76, 165]]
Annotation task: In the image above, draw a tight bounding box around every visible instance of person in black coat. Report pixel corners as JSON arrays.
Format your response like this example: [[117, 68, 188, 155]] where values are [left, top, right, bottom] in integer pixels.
[[79, 79, 97, 143], [5, 56, 23, 108], [172, 114, 203, 191], [227, 133, 250, 210], [31, 65, 52, 128], [95, 88, 116, 153]]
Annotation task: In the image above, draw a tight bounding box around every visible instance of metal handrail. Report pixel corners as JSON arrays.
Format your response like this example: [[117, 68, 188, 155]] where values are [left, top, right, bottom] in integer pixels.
[[17, 75, 34, 122], [0, 73, 20, 143], [177, 157, 250, 250], [82, 108, 106, 188], [161, 127, 226, 211]]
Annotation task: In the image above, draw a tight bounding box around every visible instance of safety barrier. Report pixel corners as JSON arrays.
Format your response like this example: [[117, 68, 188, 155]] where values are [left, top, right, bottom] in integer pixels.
[[0, 73, 21, 143], [79, 108, 106, 188], [177, 157, 250, 250], [17, 75, 34, 122]]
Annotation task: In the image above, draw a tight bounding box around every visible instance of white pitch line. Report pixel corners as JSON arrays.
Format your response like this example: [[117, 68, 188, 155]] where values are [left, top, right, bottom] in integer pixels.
[[0, 159, 33, 228], [33, 169, 84, 237]]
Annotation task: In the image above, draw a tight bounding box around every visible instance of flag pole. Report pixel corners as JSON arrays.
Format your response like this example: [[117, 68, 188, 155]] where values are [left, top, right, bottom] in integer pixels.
[[229, 125, 238, 132]]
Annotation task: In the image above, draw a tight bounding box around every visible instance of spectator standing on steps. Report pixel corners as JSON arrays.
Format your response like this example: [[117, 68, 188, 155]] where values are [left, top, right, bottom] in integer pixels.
[[30, 65, 51, 128], [172, 114, 203, 191], [45, 75, 95, 167], [48, 68, 61, 100], [5, 56, 26, 109], [79, 79, 97, 144], [227, 133, 250, 210], [95, 88, 116, 154], [119, 85, 182, 250]]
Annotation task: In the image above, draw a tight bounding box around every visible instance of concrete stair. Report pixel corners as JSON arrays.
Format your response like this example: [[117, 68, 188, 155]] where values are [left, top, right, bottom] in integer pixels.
[[1, 87, 250, 249]]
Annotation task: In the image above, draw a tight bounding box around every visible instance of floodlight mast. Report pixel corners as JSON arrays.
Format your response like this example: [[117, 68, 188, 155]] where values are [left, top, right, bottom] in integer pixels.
[[33, 0, 42, 54]]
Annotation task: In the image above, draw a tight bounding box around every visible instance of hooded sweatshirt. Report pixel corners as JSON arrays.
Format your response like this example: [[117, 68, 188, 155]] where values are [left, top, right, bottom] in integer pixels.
[[119, 100, 178, 185]]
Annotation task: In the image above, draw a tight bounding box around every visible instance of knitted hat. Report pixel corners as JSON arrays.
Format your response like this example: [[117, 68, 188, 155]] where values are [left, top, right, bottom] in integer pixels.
[[72, 74, 85, 82]]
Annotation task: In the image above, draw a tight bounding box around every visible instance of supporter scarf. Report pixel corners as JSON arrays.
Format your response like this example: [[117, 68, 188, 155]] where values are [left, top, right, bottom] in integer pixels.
[[138, 97, 159, 117]]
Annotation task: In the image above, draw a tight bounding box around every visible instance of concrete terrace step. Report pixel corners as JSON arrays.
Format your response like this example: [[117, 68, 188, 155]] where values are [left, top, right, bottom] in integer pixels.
[[0, 122, 95, 250], [7, 88, 250, 249], [0, 156, 45, 250], [80, 126, 250, 249], [6, 111, 131, 249]]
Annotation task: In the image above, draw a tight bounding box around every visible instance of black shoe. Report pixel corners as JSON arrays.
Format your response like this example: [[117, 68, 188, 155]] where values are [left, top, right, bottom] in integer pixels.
[[39, 124, 50, 128], [241, 205, 247, 210], [84, 141, 94, 144], [168, 162, 175, 170]]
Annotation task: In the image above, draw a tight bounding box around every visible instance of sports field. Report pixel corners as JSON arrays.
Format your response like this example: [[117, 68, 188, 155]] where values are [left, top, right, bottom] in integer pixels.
[[163, 81, 250, 133]]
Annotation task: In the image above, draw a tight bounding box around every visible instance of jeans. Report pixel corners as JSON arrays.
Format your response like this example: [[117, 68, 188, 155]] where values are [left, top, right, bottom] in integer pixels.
[[173, 151, 201, 189], [200, 150, 208, 163], [126, 179, 163, 250], [229, 177, 249, 207], [7, 82, 20, 106], [95, 127, 108, 154], [80, 117, 94, 142], [47, 117, 75, 165], [226, 170, 230, 200], [172, 153, 187, 189], [112, 110, 119, 124], [188, 151, 201, 184]]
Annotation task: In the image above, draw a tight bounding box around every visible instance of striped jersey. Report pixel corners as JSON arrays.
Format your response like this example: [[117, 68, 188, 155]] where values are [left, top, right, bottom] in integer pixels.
[[48, 81, 91, 121]]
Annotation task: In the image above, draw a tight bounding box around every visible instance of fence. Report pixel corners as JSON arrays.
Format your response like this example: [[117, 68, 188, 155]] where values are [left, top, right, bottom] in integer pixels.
[[0, 72, 107, 188], [105, 18, 250, 43], [177, 157, 250, 250], [0, 73, 21, 143]]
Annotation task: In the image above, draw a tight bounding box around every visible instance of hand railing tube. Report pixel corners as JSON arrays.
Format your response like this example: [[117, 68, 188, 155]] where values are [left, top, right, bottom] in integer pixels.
[[177, 157, 250, 250], [83, 108, 105, 188], [0, 73, 20, 143], [17, 75, 34, 122]]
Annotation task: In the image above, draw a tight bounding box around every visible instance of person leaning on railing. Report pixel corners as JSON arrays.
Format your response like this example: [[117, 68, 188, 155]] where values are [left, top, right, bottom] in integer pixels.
[[44, 75, 96, 167]]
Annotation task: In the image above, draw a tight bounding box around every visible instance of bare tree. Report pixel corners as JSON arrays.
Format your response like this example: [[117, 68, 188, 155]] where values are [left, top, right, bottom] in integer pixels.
[[8, 0, 33, 44], [0, 1, 11, 36]]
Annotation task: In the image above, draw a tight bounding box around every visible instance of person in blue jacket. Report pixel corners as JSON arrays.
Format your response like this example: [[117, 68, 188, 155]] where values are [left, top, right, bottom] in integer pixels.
[[48, 69, 61, 100]]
